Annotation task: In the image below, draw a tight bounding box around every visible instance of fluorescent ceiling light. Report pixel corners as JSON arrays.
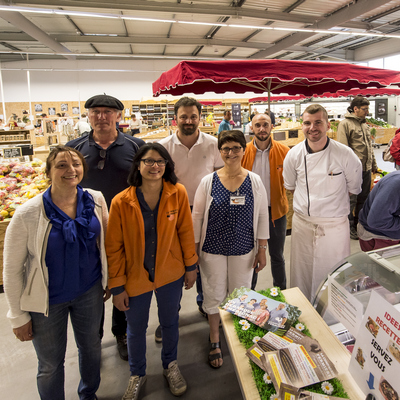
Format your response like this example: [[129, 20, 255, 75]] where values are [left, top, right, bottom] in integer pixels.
[[0, 4, 399, 41], [121, 16, 175, 23], [177, 21, 227, 27]]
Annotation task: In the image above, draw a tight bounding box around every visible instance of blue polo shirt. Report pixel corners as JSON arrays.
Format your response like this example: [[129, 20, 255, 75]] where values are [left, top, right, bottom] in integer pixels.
[[66, 130, 145, 207], [218, 119, 232, 134]]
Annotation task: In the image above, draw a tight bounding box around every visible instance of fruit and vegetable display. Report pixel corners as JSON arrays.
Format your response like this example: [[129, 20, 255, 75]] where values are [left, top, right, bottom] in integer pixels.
[[0, 159, 49, 221], [366, 117, 393, 128]]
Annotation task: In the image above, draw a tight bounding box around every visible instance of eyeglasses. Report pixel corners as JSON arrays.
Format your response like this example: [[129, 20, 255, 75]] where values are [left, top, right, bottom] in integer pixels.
[[141, 159, 168, 167], [98, 149, 106, 170], [220, 146, 243, 154]]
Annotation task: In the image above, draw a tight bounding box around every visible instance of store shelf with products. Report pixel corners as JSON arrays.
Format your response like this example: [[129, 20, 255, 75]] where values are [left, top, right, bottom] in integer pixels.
[[0, 129, 31, 145]]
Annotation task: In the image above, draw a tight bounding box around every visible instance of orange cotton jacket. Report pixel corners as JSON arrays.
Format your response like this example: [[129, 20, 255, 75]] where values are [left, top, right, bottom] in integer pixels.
[[106, 181, 198, 297], [241, 138, 289, 223]]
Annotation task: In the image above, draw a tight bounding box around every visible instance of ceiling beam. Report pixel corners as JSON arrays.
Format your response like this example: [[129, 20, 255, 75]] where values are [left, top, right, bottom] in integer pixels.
[[6, 0, 383, 31], [0, 8, 75, 59], [248, 0, 393, 59]]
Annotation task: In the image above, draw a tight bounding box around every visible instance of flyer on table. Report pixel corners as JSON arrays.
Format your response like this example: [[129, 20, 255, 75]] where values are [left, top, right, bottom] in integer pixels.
[[349, 290, 400, 400]]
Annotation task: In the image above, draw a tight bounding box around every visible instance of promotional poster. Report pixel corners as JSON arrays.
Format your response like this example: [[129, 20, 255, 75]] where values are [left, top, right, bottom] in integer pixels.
[[349, 290, 400, 400]]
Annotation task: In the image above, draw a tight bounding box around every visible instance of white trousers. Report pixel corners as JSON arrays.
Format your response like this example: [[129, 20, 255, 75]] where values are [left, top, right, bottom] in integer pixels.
[[199, 251, 255, 315], [290, 212, 350, 303]]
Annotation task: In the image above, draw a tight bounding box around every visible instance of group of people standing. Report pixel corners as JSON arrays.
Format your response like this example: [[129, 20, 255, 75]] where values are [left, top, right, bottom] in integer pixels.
[[3, 92, 387, 400]]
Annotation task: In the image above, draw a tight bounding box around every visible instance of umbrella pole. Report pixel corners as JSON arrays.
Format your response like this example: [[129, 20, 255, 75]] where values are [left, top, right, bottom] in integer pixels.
[[267, 78, 271, 114]]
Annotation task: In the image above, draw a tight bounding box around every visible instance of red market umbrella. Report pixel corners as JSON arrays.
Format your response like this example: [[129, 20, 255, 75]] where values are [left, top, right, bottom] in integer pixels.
[[152, 60, 400, 98], [249, 94, 308, 103], [314, 87, 400, 98], [337, 87, 400, 97]]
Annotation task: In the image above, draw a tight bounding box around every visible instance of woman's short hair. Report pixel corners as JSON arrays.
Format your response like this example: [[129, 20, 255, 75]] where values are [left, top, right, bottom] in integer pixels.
[[218, 130, 247, 150], [45, 146, 88, 178], [127, 143, 177, 187]]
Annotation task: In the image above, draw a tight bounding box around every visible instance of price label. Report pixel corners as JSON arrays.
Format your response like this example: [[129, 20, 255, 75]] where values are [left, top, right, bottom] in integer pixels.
[[3, 147, 22, 158]]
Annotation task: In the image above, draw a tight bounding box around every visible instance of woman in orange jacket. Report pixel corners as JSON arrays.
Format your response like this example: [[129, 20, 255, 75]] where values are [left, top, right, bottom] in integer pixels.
[[106, 143, 197, 400]]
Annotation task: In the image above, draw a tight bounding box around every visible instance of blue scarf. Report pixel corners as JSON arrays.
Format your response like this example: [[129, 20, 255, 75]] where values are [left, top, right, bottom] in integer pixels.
[[43, 186, 96, 292]]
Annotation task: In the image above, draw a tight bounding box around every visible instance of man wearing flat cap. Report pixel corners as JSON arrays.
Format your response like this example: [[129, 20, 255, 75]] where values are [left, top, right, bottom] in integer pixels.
[[67, 94, 145, 361]]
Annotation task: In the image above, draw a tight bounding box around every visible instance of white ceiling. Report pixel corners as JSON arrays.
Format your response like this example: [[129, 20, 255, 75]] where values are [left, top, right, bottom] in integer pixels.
[[1, 0, 400, 64]]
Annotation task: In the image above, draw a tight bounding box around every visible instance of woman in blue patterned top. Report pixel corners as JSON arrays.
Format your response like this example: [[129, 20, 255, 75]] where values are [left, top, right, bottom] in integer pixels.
[[192, 130, 269, 369]]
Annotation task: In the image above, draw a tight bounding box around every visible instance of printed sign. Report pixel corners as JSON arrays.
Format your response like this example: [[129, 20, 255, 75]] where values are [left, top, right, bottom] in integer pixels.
[[3, 147, 22, 158], [349, 290, 400, 400]]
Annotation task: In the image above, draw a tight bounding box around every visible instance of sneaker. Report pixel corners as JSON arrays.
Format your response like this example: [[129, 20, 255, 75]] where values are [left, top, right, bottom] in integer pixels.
[[350, 226, 358, 240], [116, 334, 128, 361], [163, 360, 187, 396], [155, 325, 162, 343], [122, 375, 146, 400]]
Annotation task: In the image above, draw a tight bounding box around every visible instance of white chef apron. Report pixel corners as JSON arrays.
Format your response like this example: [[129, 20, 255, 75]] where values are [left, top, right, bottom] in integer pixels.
[[290, 211, 350, 302]]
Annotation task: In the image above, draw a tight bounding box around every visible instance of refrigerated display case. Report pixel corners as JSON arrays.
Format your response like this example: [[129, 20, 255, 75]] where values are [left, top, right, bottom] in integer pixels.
[[313, 244, 400, 345]]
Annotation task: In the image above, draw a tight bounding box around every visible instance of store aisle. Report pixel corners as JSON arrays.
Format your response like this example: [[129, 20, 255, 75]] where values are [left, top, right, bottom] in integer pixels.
[[0, 235, 361, 400]]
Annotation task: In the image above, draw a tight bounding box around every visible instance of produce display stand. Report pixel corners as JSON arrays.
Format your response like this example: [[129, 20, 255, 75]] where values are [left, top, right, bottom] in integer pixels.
[[219, 287, 365, 400], [374, 127, 396, 145]]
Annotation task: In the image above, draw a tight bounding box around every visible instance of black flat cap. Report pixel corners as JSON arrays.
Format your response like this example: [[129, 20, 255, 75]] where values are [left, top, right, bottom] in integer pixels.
[[85, 94, 124, 110]]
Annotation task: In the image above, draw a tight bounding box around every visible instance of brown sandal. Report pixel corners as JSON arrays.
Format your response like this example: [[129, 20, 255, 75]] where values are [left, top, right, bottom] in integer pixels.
[[208, 342, 223, 369]]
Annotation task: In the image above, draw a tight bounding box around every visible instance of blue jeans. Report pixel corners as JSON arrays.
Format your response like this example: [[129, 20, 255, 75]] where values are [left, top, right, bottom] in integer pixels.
[[30, 280, 103, 400], [252, 212, 287, 290], [125, 276, 184, 376]]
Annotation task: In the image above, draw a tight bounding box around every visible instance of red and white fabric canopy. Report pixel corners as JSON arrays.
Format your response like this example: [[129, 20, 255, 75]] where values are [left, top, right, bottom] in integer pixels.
[[315, 87, 400, 98], [153, 60, 400, 97]]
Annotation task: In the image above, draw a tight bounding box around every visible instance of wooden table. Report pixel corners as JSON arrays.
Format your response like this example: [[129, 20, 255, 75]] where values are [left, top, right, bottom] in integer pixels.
[[220, 287, 365, 400]]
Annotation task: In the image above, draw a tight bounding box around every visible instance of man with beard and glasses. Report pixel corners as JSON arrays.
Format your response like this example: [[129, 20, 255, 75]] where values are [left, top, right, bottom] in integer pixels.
[[283, 104, 362, 302], [67, 94, 145, 362], [241, 113, 290, 291], [158, 97, 223, 340]]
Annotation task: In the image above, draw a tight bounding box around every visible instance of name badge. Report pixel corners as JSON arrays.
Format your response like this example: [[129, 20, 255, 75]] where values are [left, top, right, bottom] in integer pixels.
[[230, 195, 246, 205]]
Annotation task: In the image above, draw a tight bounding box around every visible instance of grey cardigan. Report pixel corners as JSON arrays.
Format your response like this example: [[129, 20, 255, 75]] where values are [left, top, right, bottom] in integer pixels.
[[4, 188, 108, 329]]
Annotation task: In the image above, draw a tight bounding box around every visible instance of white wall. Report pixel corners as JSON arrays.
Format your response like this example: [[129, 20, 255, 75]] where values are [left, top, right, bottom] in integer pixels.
[[0, 58, 266, 103]]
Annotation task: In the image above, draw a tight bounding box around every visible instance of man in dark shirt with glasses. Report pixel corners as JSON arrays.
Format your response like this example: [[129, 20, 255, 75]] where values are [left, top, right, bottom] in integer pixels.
[[67, 94, 144, 361]]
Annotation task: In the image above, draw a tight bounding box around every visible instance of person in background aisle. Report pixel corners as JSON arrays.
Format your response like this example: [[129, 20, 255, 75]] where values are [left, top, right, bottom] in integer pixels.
[[106, 143, 197, 399], [337, 96, 378, 240], [390, 127, 400, 170], [242, 113, 289, 290], [158, 96, 224, 342], [129, 114, 142, 136], [218, 110, 232, 134], [3, 146, 109, 400], [250, 108, 258, 121], [74, 113, 91, 137], [357, 170, 400, 251], [283, 104, 362, 302], [66, 94, 145, 362], [193, 130, 269, 369], [264, 109, 275, 126], [242, 108, 250, 133]]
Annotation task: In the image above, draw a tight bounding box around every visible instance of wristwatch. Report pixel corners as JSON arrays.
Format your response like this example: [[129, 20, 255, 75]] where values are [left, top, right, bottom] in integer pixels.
[[259, 245, 267, 249]]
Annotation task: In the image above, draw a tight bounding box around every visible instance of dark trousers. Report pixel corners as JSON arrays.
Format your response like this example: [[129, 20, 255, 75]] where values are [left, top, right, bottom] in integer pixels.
[[112, 306, 128, 337], [349, 170, 371, 227], [125, 276, 184, 376], [251, 212, 287, 290]]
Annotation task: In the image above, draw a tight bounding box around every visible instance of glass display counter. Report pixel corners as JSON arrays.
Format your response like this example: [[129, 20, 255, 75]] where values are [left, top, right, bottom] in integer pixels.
[[313, 244, 400, 345]]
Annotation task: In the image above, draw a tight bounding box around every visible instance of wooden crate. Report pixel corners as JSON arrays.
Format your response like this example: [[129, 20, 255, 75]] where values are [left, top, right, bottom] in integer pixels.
[[0, 220, 11, 285], [374, 127, 396, 145], [272, 128, 304, 148]]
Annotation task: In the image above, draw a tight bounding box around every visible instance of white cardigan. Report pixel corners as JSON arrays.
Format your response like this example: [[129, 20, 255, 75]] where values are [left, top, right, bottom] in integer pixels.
[[192, 171, 269, 257], [3, 188, 108, 329]]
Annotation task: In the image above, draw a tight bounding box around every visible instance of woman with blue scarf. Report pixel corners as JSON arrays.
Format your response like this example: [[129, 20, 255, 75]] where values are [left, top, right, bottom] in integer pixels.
[[3, 146, 109, 400]]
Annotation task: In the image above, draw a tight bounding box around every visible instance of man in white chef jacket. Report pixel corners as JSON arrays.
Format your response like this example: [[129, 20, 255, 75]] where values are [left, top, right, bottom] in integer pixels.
[[283, 104, 362, 302]]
